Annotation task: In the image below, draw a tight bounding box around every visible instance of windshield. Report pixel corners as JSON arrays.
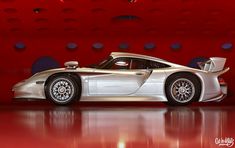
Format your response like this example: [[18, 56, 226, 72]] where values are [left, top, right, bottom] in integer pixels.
[[97, 56, 113, 69]]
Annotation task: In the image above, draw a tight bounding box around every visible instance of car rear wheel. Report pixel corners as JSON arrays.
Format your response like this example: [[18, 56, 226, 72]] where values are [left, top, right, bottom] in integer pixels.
[[45, 75, 79, 105], [165, 74, 201, 106]]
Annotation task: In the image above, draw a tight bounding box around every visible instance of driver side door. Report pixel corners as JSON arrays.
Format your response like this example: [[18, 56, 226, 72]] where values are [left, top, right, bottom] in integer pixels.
[[88, 58, 151, 96]]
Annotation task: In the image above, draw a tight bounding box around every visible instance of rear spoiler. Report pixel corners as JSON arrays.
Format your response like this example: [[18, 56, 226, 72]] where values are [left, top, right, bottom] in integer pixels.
[[198, 57, 228, 73]]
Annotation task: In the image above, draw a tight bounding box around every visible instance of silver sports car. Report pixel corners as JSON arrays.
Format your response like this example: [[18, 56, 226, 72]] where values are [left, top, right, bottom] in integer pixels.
[[12, 52, 229, 105]]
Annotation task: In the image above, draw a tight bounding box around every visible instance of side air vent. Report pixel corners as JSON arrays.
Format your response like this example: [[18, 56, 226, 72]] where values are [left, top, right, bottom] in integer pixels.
[[64, 61, 79, 69]]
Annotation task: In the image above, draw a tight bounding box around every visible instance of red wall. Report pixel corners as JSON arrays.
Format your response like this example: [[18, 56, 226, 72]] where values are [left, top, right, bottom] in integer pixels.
[[0, 0, 235, 104], [0, 35, 234, 104]]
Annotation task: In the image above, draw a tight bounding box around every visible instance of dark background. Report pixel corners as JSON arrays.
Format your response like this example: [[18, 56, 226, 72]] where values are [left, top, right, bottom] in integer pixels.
[[0, 0, 234, 104]]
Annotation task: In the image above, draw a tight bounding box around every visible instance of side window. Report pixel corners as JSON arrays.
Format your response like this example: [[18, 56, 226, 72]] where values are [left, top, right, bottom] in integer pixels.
[[109, 58, 130, 70], [130, 58, 147, 69], [147, 60, 170, 69]]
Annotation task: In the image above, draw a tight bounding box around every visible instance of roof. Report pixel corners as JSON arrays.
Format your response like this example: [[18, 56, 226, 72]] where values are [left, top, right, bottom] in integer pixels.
[[110, 52, 166, 62]]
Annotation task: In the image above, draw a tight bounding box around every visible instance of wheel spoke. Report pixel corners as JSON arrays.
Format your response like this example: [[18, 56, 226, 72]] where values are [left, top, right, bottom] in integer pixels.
[[170, 78, 195, 103], [50, 78, 75, 102]]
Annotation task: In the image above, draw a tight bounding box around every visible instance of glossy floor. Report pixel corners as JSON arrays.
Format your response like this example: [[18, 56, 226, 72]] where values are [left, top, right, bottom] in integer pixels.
[[0, 104, 235, 148]]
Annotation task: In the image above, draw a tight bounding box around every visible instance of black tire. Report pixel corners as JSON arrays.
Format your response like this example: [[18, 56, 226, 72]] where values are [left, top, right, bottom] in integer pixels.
[[45, 75, 79, 105], [165, 73, 201, 106]]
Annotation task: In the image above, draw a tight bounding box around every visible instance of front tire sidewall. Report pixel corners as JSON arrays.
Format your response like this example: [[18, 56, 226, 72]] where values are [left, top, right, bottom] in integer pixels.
[[46, 75, 78, 105]]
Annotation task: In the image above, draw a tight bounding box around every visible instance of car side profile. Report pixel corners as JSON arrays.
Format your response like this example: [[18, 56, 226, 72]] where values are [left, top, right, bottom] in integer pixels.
[[12, 52, 229, 105]]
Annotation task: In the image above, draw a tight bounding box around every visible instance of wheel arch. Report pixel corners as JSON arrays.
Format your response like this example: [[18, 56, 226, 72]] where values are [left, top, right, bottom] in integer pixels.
[[45, 72, 81, 87]]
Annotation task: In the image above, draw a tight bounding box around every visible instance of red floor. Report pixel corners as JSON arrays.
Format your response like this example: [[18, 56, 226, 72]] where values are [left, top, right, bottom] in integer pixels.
[[0, 103, 235, 148]]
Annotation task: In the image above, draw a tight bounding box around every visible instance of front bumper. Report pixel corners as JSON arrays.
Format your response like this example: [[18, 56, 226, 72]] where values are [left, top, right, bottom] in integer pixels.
[[12, 80, 46, 99]]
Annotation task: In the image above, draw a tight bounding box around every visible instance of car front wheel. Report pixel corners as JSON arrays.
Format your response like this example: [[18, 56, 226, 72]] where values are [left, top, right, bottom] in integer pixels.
[[45, 75, 79, 105]]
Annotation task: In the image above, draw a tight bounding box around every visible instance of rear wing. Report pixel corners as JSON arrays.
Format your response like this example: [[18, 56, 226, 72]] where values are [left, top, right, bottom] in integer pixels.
[[198, 57, 229, 73]]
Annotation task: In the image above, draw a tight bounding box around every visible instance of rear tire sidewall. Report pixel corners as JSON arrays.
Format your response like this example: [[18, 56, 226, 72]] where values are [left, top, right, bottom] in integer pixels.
[[46, 75, 79, 105], [165, 74, 201, 106]]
